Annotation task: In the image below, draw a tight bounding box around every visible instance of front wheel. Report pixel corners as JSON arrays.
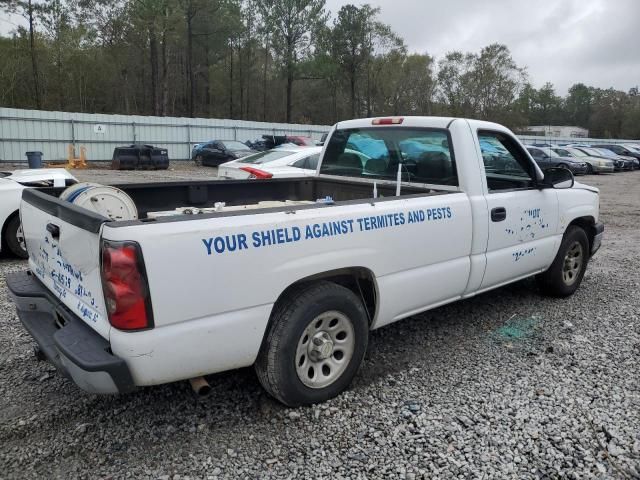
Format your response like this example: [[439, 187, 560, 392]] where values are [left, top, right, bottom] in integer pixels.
[[255, 281, 369, 406], [536, 226, 589, 297], [194, 155, 203, 166], [586, 164, 594, 174]]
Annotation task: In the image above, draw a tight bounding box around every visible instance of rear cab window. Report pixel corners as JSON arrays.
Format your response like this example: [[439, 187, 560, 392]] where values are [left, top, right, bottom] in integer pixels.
[[320, 127, 458, 186]]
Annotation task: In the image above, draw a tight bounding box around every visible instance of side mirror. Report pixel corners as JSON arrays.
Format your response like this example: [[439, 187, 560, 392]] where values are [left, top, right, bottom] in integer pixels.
[[543, 167, 574, 189]]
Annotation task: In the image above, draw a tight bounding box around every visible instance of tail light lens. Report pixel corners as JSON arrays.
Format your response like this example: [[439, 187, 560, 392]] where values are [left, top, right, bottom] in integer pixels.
[[239, 166, 273, 179], [100, 240, 153, 331]]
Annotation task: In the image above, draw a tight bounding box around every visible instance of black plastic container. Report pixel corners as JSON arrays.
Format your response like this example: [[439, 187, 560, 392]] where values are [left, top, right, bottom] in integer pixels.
[[112, 144, 169, 170]]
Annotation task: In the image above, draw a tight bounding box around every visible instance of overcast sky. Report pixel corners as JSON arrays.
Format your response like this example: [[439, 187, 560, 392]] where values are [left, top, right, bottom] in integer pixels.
[[2, 0, 638, 95], [326, 0, 640, 94]]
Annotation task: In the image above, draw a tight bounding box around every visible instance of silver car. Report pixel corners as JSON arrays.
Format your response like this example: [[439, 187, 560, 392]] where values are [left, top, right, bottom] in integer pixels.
[[551, 147, 615, 174]]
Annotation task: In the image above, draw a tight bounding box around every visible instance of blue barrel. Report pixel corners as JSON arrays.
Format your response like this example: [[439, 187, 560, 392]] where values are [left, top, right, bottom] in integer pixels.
[[26, 151, 43, 169]]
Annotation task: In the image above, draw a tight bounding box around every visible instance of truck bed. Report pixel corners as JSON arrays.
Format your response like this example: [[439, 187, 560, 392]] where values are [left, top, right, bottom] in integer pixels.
[[32, 176, 450, 226]]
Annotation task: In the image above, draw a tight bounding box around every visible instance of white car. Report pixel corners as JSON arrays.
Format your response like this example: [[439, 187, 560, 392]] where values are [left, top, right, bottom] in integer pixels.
[[217, 146, 323, 179], [0, 169, 77, 258]]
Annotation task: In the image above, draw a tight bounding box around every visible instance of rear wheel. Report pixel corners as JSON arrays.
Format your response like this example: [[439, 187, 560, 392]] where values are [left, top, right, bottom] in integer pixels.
[[4, 215, 28, 259], [536, 225, 589, 297], [255, 281, 369, 406]]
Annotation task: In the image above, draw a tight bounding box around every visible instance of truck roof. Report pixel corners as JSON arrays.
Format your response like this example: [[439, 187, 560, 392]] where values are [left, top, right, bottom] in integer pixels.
[[334, 116, 510, 132]]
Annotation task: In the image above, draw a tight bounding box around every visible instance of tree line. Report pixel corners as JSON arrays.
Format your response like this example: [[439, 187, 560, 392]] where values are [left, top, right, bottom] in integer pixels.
[[1, 0, 639, 138]]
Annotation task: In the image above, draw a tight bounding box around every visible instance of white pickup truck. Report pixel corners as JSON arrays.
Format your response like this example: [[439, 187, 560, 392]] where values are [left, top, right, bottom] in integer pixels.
[[7, 117, 603, 406]]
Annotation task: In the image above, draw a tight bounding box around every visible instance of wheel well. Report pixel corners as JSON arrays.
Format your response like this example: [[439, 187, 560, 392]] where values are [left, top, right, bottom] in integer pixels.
[[271, 267, 378, 326], [568, 216, 596, 251], [1, 210, 19, 249]]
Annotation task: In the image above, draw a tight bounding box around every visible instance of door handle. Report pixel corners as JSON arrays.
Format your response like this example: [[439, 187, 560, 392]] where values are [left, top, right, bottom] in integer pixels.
[[491, 207, 507, 222], [46, 223, 60, 239]]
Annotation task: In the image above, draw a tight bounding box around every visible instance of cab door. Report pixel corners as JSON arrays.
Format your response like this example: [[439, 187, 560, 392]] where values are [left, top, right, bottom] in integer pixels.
[[476, 131, 560, 291]]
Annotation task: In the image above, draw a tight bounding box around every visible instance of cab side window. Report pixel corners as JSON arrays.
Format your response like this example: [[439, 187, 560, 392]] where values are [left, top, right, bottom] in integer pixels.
[[478, 131, 536, 192]]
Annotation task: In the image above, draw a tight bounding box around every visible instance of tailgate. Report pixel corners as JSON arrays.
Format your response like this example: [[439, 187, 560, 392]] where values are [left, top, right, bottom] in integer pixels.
[[20, 189, 111, 339]]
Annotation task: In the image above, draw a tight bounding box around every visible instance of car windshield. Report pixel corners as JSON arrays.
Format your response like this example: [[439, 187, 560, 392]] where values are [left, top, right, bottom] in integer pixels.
[[593, 148, 616, 157], [566, 148, 587, 157], [238, 150, 293, 164], [541, 148, 560, 158], [222, 141, 250, 150], [581, 148, 605, 157]]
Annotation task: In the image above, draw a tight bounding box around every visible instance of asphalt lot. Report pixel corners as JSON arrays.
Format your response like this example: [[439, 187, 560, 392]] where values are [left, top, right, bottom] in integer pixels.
[[0, 167, 638, 479]]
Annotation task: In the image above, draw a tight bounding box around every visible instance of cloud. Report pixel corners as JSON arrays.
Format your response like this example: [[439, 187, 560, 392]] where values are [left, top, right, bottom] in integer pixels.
[[325, 0, 640, 94]]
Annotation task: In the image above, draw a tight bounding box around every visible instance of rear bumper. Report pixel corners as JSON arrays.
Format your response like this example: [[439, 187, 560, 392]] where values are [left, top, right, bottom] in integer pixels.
[[6, 270, 135, 394], [591, 222, 604, 256]]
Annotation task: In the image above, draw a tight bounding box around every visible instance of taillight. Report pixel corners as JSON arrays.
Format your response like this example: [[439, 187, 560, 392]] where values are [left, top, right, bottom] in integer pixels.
[[100, 240, 153, 331], [239, 166, 273, 179], [372, 117, 404, 125]]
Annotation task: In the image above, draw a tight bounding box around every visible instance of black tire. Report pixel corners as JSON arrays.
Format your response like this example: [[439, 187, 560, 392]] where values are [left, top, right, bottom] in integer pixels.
[[586, 164, 594, 175], [255, 281, 369, 407], [4, 215, 28, 259], [536, 226, 589, 297], [195, 155, 203, 166]]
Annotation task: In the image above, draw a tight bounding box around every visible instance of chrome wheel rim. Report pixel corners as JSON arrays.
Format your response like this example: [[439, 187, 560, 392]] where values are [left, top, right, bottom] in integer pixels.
[[295, 310, 355, 389], [16, 224, 26, 253], [562, 241, 583, 286]]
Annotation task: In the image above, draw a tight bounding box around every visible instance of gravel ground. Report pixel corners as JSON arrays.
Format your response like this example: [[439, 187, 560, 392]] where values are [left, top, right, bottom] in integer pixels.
[[0, 169, 638, 479]]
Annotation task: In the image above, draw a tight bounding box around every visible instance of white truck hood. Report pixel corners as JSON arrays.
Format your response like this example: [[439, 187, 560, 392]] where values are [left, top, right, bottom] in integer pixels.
[[2, 168, 77, 187], [573, 181, 599, 194]]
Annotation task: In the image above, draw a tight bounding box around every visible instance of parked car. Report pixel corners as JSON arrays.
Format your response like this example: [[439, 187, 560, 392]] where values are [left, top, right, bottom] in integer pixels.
[[621, 144, 640, 154], [0, 169, 77, 258], [218, 146, 322, 179], [550, 147, 615, 174], [526, 147, 588, 175], [588, 148, 635, 171], [572, 147, 630, 171], [192, 140, 257, 166], [594, 144, 640, 169], [246, 135, 316, 151]]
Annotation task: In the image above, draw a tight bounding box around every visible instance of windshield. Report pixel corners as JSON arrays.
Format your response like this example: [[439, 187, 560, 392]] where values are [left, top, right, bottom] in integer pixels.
[[580, 148, 605, 157], [593, 148, 616, 157], [540, 148, 560, 158], [321, 127, 457, 186], [566, 148, 587, 157], [222, 141, 251, 150], [238, 150, 292, 164]]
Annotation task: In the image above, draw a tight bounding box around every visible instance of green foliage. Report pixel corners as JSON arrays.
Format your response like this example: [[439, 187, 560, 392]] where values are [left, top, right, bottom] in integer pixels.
[[0, 0, 638, 138]]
